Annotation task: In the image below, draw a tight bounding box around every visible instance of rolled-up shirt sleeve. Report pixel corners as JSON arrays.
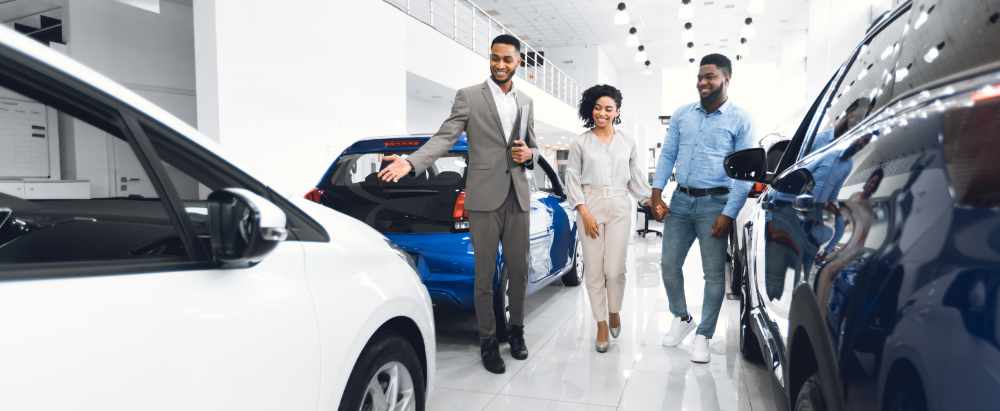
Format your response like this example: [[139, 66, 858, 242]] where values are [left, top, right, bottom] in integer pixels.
[[565, 138, 586, 209], [627, 138, 652, 201]]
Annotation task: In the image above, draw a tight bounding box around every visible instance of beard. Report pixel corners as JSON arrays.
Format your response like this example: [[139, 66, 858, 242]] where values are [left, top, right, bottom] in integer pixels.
[[700, 86, 724, 107], [491, 66, 517, 85]]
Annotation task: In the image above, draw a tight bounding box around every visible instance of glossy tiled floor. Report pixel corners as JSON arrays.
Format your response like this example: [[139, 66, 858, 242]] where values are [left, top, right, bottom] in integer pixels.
[[428, 221, 788, 411]]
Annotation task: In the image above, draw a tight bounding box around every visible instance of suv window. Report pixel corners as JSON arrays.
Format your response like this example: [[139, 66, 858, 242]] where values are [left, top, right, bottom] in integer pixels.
[[530, 160, 553, 192], [0, 85, 188, 266], [328, 152, 467, 187], [819, 6, 912, 148]]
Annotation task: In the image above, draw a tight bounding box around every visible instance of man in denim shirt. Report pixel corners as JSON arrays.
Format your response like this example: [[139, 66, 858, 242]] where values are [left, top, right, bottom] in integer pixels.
[[650, 54, 753, 364]]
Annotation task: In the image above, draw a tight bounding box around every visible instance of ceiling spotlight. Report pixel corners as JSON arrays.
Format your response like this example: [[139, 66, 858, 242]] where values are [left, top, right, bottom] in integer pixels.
[[689, 57, 696, 64], [741, 18, 757, 39], [615, 2, 630, 25], [736, 54, 743, 61], [678, 0, 695, 21], [635, 45, 647, 62], [684, 22, 693, 30], [644, 60, 652, 67], [627, 27, 639, 47], [687, 42, 694, 48], [741, 37, 748, 44]]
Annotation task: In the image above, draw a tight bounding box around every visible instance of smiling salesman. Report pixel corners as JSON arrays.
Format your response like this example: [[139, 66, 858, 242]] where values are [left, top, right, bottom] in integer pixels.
[[378, 34, 538, 375]]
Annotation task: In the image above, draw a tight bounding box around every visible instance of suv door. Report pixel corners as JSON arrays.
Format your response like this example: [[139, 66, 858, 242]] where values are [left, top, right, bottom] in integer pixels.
[[0, 37, 320, 410], [739, 0, 914, 395]]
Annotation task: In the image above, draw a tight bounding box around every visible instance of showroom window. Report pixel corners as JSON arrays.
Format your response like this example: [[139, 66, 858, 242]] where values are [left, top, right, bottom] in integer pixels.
[[0, 85, 189, 267]]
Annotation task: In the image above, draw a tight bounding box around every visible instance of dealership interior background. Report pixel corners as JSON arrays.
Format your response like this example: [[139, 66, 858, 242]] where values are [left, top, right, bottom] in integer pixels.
[[0, 0, 936, 410]]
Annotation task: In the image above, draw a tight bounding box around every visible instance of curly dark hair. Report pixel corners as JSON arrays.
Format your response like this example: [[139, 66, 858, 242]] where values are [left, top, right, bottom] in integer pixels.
[[578, 84, 623, 128]]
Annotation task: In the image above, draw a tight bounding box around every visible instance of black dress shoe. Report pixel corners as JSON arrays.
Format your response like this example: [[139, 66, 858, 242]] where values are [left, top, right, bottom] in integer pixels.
[[509, 325, 529, 360], [480, 337, 506, 374]]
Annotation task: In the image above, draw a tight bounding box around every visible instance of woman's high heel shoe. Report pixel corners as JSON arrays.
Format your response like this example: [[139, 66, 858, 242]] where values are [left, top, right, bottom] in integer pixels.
[[609, 313, 621, 339], [596, 321, 610, 353]]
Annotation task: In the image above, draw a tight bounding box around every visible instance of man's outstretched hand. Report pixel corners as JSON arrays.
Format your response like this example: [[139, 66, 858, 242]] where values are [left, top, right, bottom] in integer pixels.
[[377, 156, 413, 183]]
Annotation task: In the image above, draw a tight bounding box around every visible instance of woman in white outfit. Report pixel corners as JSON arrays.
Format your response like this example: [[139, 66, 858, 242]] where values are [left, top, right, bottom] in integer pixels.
[[565, 85, 652, 352]]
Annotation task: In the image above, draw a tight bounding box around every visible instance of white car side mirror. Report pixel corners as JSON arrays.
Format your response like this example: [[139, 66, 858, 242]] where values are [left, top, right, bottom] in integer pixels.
[[207, 188, 288, 267]]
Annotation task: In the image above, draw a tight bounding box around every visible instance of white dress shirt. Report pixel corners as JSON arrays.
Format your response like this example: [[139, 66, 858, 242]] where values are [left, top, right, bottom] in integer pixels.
[[487, 78, 519, 140]]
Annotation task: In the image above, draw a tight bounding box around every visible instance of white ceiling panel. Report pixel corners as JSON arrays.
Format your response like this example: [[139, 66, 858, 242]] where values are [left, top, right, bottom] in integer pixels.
[[475, 0, 812, 74]]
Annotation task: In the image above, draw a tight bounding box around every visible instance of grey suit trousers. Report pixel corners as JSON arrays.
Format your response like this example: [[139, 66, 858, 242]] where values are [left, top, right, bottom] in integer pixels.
[[468, 185, 529, 339]]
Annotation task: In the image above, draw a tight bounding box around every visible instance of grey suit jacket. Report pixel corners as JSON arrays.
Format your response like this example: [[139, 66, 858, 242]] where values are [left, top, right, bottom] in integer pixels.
[[407, 81, 539, 212]]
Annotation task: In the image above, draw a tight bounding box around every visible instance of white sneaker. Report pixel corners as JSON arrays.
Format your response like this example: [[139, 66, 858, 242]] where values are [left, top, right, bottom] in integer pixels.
[[661, 316, 696, 347], [691, 334, 711, 364]]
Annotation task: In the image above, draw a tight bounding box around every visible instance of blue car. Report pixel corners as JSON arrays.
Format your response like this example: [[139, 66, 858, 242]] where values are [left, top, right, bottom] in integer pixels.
[[307, 134, 582, 336]]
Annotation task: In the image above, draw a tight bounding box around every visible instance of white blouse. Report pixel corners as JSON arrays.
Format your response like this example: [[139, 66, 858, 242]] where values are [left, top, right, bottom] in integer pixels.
[[565, 129, 652, 209]]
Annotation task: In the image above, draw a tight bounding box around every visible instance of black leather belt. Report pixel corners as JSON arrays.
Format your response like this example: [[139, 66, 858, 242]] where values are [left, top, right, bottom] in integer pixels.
[[677, 186, 729, 197]]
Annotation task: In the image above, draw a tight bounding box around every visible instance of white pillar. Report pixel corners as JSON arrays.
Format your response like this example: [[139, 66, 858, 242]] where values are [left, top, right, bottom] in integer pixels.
[[193, 0, 408, 195]]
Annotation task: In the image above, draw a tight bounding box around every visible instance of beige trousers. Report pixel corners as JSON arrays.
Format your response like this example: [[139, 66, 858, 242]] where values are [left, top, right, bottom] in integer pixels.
[[579, 186, 632, 323]]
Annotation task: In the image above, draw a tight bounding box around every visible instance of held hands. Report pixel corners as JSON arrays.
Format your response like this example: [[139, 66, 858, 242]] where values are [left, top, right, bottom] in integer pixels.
[[511, 139, 532, 164], [650, 196, 670, 222], [377, 156, 413, 183]]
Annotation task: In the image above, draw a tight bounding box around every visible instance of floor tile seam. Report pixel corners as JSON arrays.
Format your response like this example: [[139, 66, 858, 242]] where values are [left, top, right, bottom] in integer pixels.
[[479, 391, 503, 410], [435, 385, 507, 396], [490, 392, 620, 408], [497, 309, 570, 387]]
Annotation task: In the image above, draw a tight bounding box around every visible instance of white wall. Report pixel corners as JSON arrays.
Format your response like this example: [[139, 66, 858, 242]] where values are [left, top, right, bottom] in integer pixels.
[[194, 0, 407, 196], [617, 69, 664, 171], [596, 47, 620, 87], [544, 45, 619, 88], [401, 10, 581, 136], [63, 0, 196, 197], [407, 96, 452, 134], [190, 0, 586, 194]]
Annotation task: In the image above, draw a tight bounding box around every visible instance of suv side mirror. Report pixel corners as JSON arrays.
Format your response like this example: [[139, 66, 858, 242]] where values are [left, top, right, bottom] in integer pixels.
[[724, 148, 769, 182], [772, 169, 815, 195], [208, 188, 288, 267]]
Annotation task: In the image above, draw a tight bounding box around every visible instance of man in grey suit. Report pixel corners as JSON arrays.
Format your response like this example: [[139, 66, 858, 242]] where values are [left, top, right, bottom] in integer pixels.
[[379, 35, 538, 374]]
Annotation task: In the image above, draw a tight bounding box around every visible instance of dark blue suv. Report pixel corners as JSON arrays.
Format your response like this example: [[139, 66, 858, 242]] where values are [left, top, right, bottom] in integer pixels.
[[725, 1, 1000, 410]]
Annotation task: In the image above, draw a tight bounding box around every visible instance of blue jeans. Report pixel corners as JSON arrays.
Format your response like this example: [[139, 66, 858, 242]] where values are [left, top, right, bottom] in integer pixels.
[[660, 191, 728, 338]]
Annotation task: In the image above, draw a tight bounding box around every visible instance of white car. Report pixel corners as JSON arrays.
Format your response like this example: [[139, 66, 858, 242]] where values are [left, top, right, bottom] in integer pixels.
[[0, 25, 434, 411]]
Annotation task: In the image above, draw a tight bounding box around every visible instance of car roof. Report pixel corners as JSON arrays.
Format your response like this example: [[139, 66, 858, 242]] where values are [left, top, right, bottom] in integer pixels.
[[0, 25, 268, 186]]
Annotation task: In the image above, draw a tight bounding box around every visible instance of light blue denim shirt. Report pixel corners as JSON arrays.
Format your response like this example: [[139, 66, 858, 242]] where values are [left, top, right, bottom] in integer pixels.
[[653, 100, 754, 219]]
